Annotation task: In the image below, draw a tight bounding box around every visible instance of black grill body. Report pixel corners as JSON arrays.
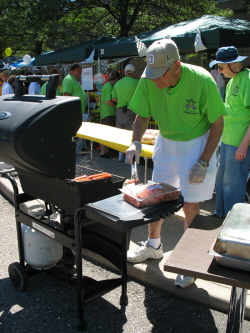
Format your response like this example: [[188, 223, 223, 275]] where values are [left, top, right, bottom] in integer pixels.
[[0, 94, 81, 178], [0, 75, 183, 330]]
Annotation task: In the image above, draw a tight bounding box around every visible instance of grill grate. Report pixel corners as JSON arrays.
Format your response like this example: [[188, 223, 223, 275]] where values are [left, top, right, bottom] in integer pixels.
[[74, 165, 124, 184]]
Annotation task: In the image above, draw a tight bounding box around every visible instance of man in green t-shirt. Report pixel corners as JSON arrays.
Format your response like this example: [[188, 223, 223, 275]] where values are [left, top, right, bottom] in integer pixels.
[[62, 63, 86, 113], [112, 64, 139, 162], [209, 47, 250, 219], [100, 71, 120, 158], [125, 38, 227, 289], [62, 63, 87, 153]]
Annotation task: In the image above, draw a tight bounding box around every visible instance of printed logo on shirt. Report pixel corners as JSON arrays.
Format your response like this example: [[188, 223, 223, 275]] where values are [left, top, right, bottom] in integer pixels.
[[231, 85, 239, 96], [184, 99, 198, 114], [148, 54, 155, 65]]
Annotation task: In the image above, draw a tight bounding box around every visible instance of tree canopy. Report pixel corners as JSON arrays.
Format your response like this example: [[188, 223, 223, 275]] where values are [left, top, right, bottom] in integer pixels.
[[0, 0, 233, 58]]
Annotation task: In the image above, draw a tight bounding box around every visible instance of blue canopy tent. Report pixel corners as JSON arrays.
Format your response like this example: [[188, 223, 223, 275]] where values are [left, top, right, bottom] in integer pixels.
[[11, 57, 35, 68]]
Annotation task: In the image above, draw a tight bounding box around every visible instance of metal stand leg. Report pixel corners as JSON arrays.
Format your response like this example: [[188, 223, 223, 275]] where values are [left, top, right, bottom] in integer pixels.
[[74, 208, 86, 331], [2, 174, 26, 265], [90, 141, 93, 160], [226, 287, 247, 333], [144, 157, 148, 184], [120, 231, 128, 306]]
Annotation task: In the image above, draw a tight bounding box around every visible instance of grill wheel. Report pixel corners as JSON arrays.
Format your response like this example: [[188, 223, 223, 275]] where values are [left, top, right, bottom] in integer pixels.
[[8, 262, 29, 291]]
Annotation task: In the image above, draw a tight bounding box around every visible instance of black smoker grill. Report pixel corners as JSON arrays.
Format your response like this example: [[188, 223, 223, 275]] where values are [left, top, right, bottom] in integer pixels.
[[0, 75, 184, 330]]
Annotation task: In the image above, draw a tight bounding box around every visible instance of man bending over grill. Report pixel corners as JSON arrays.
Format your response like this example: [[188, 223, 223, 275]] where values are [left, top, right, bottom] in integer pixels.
[[125, 38, 227, 289]]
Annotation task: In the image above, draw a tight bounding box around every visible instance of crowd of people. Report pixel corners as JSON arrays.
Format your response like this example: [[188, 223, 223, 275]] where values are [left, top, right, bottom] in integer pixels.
[[0, 70, 59, 96], [1, 40, 249, 290]]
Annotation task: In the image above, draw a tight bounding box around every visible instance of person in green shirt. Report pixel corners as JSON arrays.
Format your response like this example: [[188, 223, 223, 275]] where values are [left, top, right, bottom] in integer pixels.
[[62, 63, 87, 153], [40, 68, 61, 96], [100, 71, 120, 158], [62, 63, 86, 113], [209, 46, 250, 219], [112, 64, 139, 162], [125, 38, 227, 289]]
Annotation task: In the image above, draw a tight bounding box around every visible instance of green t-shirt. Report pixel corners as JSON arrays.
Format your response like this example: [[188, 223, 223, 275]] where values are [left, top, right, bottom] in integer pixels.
[[129, 63, 227, 141], [101, 81, 116, 119], [62, 74, 87, 113], [112, 76, 139, 108], [222, 68, 250, 146], [40, 82, 61, 96]]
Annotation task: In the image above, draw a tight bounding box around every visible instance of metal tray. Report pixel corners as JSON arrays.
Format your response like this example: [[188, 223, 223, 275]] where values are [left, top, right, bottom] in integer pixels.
[[209, 203, 250, 272], [208, 247, 250, 272], [212, 203, 250, 261], [85, 193, 184, 232]]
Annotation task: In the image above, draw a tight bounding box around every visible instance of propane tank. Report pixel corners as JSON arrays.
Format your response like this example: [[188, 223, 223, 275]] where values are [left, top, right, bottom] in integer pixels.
[[22, 205, 63, 270]]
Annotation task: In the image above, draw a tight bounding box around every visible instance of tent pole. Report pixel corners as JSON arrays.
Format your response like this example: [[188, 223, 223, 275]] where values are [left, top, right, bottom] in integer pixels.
[[87, 91, 90, 113], [98, 57, 100, 73]]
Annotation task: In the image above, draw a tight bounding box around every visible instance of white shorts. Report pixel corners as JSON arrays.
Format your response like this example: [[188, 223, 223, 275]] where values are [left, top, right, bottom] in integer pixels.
[[152, 132, 217, 203]]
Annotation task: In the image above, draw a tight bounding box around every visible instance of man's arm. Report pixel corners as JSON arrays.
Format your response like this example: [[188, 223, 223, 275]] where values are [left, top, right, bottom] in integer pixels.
[[132, 115, 150, 141], [106, 100, 117, 107], [236, 125, 250, 161], [64, 92, 71, 96], [189, 116, 224, 183], [199, 116, 224, 162], [125, 115, 150, 164]]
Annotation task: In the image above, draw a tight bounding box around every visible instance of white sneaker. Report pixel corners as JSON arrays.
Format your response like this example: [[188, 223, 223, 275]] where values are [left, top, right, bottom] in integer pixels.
[[127, 241, 163, 263], [118, 152, 125, 162], [174, 275, 195, 289]]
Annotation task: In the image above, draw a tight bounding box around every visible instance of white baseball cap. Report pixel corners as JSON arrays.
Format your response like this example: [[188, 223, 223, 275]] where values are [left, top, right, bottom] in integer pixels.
[[125, 64, 135, 73], [141, 39, 180, 80]]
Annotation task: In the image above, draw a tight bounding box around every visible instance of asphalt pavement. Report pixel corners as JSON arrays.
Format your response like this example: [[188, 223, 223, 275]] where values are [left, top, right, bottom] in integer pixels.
[[1, 148, 250, 333]]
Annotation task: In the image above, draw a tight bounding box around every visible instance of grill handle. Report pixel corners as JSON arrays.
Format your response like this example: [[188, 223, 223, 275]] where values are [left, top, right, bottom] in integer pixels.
[[15, 74, 59, 99]]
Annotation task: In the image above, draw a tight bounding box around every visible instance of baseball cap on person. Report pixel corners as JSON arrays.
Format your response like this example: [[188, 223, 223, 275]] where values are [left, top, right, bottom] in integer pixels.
[[125, 64, 135, 73], [209, 46, 248, 68], [141, 39, 180, 80]]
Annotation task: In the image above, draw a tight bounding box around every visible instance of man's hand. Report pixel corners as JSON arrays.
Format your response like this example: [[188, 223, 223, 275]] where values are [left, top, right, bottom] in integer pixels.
[[189, 160, 208, 183], [235, 145, 248, 161], [126, 141, 142, 164], [235, 125, 250, 161]]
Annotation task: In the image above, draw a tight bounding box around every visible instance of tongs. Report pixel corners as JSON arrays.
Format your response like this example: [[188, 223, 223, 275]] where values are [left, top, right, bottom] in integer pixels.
[[131, 157, 139, 181]]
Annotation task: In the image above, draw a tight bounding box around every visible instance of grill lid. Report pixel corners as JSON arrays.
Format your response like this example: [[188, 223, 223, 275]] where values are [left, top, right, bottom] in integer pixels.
[[0, 75, 82, 179]]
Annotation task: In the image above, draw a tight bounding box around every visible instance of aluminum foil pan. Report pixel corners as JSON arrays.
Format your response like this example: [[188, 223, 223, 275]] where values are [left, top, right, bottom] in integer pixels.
[[209, 203, 250, 271], [208, 248, 250, 272]]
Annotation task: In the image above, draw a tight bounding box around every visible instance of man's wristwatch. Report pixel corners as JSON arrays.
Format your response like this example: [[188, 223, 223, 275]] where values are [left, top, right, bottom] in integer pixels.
[[198, 159, 209, 168]]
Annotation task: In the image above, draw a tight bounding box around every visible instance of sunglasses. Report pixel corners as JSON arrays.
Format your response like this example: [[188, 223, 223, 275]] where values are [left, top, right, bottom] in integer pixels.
[[158, 68, 170, 79], [217, 65, 225, 71]]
